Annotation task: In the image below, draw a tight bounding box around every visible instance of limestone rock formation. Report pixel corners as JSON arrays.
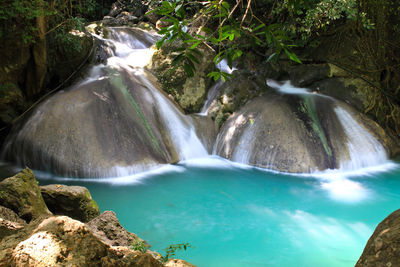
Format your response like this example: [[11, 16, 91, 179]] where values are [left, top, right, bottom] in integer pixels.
[[41, 184, 100, 222], [356, 209, 400, 267]]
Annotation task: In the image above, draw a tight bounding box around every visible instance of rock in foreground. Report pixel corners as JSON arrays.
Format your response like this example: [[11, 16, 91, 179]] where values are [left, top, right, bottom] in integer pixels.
[[0, 169, 195, 266], [41, 184, 100, 222], [356, 209, 400, 267], [0, 168, 51, 222]]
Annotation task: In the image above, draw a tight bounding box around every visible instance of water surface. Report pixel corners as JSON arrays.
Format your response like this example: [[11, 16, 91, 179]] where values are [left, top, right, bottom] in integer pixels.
[[36, 157, 400, 267]]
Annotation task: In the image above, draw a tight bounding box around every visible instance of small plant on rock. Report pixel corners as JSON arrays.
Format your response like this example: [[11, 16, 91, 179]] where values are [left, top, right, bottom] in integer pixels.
[[161, 243, 192, 263], [131, 239, 147, 253]]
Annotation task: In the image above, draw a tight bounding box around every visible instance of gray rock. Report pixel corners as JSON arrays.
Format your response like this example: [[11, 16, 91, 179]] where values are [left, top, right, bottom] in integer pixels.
[[41, 184, 100, 222], [356, 209, 400, 267], [215, 90, 392, 173]]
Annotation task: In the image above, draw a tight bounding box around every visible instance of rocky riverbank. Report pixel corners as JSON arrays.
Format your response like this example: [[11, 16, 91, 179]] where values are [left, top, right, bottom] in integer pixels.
[[0, 168, 194, 267]]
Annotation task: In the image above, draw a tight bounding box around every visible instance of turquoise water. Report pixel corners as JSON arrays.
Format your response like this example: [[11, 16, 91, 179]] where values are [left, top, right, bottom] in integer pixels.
[[36, 157, 400, 267]]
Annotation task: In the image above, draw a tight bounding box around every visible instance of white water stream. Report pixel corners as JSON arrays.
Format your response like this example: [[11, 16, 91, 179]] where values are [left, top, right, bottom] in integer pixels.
[[97, 27, 209, 160]]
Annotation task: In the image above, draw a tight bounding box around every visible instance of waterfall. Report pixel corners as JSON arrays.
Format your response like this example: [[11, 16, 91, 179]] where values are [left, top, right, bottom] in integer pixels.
[[132, 70, 208, 159], [103, 28, 208, 160], [1, 27, 208, 177], [334, 106, 387, 170], [267, 80, 389, 171]]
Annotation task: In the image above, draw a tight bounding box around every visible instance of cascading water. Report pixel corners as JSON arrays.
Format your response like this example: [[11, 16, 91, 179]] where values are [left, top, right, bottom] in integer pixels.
[[1, 27, 208, 177], [267, 80, 388, 170], [334, 106, 387, 170], [214, 79, 390, 173]]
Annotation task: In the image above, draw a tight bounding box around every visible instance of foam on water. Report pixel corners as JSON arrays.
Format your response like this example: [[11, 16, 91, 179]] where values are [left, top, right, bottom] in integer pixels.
[[34, 164, 185, 185], [267, 79, 315, 95]]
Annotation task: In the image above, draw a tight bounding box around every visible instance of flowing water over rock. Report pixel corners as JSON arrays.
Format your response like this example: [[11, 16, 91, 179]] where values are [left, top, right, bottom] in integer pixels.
[[1, 27, 209, 178], [214, 80, 390, 173], [1, 27, 394, 177]]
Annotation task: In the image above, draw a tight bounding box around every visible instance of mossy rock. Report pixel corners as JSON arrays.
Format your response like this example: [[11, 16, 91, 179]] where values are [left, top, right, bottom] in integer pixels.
[[0, 168, 51, 222], [149, 41, 215, 113], [41, 184, 100, 222]]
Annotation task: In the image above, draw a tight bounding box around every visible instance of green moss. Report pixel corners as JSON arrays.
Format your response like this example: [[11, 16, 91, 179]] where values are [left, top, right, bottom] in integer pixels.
[[301, 96, 332, 157], [108, 69, 163, 154]]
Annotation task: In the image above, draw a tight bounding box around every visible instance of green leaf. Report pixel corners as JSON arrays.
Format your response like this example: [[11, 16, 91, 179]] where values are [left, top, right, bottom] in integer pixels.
[[190, 41, 201, 49], [232, 49, 242, 60], [221, 1, 230, 11], [186, 52, 200, 64], [175, 4, 183, 13], [284, 49, 302, 63], [191, 48, 202, 57], [156, 37, 166, 49], [265, 31, 272, 44], [252, 23, 266, 32], [171, 53, 185, 66], [183, 63, 194, 77], [207, 71, 221, 81]]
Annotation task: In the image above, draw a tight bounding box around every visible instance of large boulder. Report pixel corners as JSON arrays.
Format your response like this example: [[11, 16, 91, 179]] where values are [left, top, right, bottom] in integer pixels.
[[356, 209, 400, 267], [215, 88, 392, 173], [2, 28, 209, 178], [87, 210, 142, 247], [41, 184, 100, 222], [0, 168, 51, 222]]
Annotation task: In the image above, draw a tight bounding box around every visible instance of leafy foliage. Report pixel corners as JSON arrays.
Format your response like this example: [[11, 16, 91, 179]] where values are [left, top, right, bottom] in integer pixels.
[[148, 0, 302, 79], [161, 242, 192, 263], [149, 0, 382, 79], [274, 0, 375, 39], [0, 0, 52, 44]]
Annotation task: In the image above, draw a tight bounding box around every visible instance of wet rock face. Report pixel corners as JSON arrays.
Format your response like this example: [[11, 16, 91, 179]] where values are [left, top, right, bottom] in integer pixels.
[[215, 86, 392, 173], [356, 209, 400, 267], [2, 69, 175, 178], [41, 184, 100, 222], [215, 93, 342, 172], [0, 168, 51, 222]]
